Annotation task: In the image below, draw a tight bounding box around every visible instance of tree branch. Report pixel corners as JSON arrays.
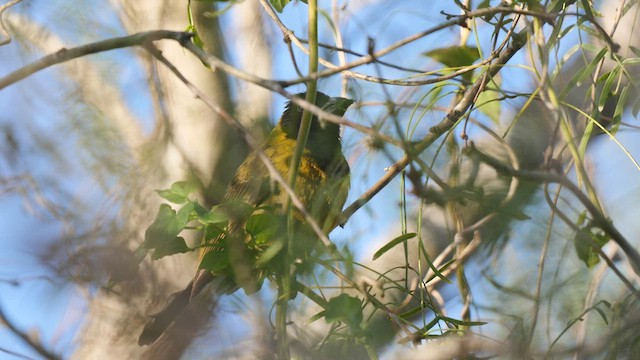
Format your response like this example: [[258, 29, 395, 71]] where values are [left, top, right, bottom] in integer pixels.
[[467, 142, 640, 277], [339, 30, 528, 224], [0, 30, 192, 90], [0, 305, 62, 360]]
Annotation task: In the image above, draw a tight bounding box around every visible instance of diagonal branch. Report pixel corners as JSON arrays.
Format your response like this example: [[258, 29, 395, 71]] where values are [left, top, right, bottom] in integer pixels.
[[0, 305, 62, 360], [0, 0, 23, 46], [339, 30, 528, 224], [0, 30, 191, 90], [467, 142, 640, 277]]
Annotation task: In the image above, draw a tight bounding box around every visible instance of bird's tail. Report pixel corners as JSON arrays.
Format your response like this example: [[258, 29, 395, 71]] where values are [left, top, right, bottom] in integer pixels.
[[138, 271, 214, 346]]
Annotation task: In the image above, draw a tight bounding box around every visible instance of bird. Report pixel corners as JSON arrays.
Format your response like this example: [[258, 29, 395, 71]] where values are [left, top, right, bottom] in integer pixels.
[[138, 91, 353, 346]]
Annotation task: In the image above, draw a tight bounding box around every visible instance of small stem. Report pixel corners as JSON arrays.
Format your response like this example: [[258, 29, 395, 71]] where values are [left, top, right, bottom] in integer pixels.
[[278, 2, 319, 359], [275, 276, 289, 359]]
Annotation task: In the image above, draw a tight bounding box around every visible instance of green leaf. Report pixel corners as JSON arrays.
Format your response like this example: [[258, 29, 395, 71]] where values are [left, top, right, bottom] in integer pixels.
[[424, 46, 481, 69], [610, 84, 630, 134], [176, 201, 197, 226], [307, 310, 326, 324], [143, 204, 195, 258], [574, 227, 608, 268], [199, 246, 230, 273], [256, 240, 285, 266], [597, 68, 621, 112], [511, 210, 531, 221], [222, 199, 255, 220], [632, 96, 640, 119], [419, 239, 453, 284], [246, 212, 284, 246], [372, 233, 416, 260], [440, 316, 487, 327], [399, 304, 430, 319], [151, 237, 190, 260], [629, 46, 640, 58], [324, 294, 363, 328], [271, 0, 291, 12], [576, 211, 587, 226], [580, 0, 595, 20], [199, 204, 230, 225], [560, 48, 607, 99], [143, 204, 184, 249], [594, 306, 609, 325], [476, 74, 502, 124], [156, 181, 197, 204]]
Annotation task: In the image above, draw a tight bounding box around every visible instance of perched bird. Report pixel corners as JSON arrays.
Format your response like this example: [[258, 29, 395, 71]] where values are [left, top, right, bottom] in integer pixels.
[[138, 92, 353, 345]]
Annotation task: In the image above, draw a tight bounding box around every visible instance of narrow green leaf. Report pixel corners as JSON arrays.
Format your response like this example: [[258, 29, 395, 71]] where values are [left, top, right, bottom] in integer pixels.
[[372, 233, 416, 260], [621, 57, 640, 65], [419, 238, 453, 284], [511, 210, 532, 221], [441, 316, 487, 327], [597, 68, 620, 112], [476, 84, 502, 124], [632, 96, 640, 118], [560, 48, 607, 99], [271, 0, 291, 12], [580, 0, 595, 20], [611, 84, 630, 134], [594, 306, 609, 325], [424, 46, 481, 69], [399, 304, 429, 319], [628, 46, 640, 57], [306, 310, 326, 324]]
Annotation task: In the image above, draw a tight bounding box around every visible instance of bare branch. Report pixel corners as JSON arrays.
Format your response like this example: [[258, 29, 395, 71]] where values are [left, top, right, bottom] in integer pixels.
[[467, 142, 640, 278], [0, 30, 192, 90], [0, 0, 23, 46], [0, 305, 62, 360]]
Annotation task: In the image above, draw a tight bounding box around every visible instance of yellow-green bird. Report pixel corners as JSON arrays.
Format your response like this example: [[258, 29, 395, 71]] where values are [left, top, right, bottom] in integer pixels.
[[139, 92, 353, 345]]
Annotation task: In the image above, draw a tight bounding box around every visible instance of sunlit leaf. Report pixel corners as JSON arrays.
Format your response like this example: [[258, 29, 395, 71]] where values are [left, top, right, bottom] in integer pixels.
[[143, 204, 184, 249], [476, 74, 502, 124], [156, 181, 197, 204], [271, 0, 291, 12], [424, 46, 480, 69], [574, 227, 608, 268], [372, 233, 416, 260]]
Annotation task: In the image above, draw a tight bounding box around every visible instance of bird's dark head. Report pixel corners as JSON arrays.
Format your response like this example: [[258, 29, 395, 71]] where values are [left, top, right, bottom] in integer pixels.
[[279, 92, 353, 168], [279, 92, 353, 144]]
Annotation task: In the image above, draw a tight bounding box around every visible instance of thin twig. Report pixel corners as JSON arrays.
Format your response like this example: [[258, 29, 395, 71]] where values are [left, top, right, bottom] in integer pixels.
[[260, 0, 554, 87], [0, 0, 23, 46], [339, 32, 527, 225], [0, 305, 62, 360], [468, 143, 640, 277], [0, 30, 192, 90]]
